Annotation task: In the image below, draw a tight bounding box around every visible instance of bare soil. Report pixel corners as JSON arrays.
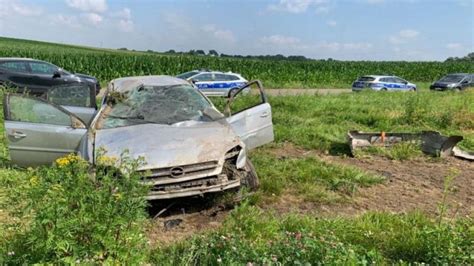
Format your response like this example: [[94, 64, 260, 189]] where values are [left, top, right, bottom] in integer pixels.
[[147, 143, 473, 246]]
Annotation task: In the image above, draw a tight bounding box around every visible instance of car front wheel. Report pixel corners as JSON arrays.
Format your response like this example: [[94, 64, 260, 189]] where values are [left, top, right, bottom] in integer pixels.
[[241, 159, 259, 191]]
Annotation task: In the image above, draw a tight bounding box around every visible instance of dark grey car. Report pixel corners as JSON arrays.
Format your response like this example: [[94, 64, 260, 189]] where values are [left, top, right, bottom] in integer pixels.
[[430, 73, 474, 91], [0, 58, 100, 97]]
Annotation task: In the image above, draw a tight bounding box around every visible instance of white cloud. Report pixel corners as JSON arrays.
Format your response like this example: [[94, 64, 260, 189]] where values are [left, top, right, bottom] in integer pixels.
[[315, 6, 329, 14], [365, 0, 384, 4], [50, 14, 81, 28], [0, 0, 42, 17], [81, 12, 103, 26], [268, 0, 330, 14], [118, 19, 134, 32], [261, 35, 301, 46], [446, 43, 463, 50], [399, 29, 419, 38], [260, 34, 372, 55], [66, 0, 107, 13], [113, 8, 134, 32], [113, 8, 131, 20], [389, 29, 419, 44], [202, 24, 236, 43], [326, 20, 337, 26]]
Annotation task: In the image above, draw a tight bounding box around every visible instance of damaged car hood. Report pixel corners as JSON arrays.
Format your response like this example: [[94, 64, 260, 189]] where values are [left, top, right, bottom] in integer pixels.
[[94, 121, 241, 170]]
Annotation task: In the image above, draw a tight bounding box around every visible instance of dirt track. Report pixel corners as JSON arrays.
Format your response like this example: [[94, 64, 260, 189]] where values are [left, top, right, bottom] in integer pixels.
[[264, 88, 350, 96]]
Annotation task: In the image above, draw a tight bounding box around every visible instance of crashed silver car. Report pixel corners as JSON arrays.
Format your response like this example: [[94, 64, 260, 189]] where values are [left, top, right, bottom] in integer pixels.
[[3, 76, 274, 199]]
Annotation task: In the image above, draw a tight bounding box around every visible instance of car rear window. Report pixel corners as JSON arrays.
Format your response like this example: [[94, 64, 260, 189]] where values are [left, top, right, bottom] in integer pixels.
[[0, 61, 28, 72], [357, 76, 375, 82]]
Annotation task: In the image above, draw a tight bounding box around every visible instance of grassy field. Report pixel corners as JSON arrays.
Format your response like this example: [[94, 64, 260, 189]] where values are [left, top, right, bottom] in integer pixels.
[[1, 37, 473, 88], [0, 37, 473, 264], [1, 87, 473, 264]]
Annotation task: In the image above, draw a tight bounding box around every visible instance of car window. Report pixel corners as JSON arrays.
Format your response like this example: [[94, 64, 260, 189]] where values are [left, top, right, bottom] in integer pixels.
[[395, 77, 406, 83], [101, 84, 219, 128], [228, 81, 264, 115], [380, 78, 389, 82], [226, 74, 240, 81], [29, 62, 58, 75], [8, 96, 71, 126], [214, 74, 225, 81], [357, 76, 375, 82], [193, 73, 214, 82], [0, 61, 29, 72], [47, 84, 91, 107], [177, 71, 199, 80]]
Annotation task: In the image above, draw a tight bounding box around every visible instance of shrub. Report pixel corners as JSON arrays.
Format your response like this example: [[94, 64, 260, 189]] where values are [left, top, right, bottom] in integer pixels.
[[0, 153, 149, 264]]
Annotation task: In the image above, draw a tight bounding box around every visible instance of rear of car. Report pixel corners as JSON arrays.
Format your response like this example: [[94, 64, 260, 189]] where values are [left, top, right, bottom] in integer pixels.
[[177, 70, 247, 97], [0, 58, 100, 96], [351, 76, 378, 91], [430, 73, 473, 91], [352, 75, 416, 92]]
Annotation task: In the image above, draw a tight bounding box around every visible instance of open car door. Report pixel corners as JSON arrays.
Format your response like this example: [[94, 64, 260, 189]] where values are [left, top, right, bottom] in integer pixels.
[[46, 83, 97, 125], [225, 80, 274, 150], [3, 94, 88, 167]]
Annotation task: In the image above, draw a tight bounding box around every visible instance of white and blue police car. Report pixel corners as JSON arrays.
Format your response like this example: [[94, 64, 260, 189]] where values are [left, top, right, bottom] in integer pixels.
[[352, 75, 417, 92], [177, 70, 248, 97]]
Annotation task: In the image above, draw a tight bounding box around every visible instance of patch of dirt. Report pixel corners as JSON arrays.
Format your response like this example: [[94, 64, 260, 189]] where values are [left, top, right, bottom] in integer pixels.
[[146, 197, 231, 247], [265, 143, 474, 218]]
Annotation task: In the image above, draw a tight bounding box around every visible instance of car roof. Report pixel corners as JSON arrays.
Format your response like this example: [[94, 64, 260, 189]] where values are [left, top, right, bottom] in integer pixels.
[[444, 73, 470, 76], [360, 75, 397, 79], [192, 70, 240, 75], [110, 75, 191, 93], [0, 57, 38, 62]]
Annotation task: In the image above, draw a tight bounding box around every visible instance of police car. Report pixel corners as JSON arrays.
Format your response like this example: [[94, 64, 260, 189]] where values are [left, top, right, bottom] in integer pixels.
[[177, 70, 248, 97], [352, 75, 417, 92]]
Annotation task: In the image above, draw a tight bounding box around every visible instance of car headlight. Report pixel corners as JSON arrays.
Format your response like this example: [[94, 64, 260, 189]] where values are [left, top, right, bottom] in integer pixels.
[[224, 146, 246, 169], [447, 83, 455, 88]]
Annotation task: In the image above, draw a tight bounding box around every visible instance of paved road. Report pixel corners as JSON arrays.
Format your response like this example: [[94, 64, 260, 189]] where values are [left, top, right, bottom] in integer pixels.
[[264, 88, 351, 96]]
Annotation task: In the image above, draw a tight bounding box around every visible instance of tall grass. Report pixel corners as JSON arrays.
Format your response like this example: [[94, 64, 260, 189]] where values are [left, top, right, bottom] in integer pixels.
[[150, 203, 474, 265]]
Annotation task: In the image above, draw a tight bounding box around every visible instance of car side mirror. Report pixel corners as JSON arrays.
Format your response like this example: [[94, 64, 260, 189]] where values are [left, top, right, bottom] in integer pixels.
[[190, 78, 198, 84], [462, 80, 468, 84], [53, 71, 61, 78]]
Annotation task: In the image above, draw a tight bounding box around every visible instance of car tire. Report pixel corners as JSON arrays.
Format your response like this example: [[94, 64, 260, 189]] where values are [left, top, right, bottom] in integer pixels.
[[381, 88, 388, 91], [241, 159, 259, 191], [453, 87, 461, 92]]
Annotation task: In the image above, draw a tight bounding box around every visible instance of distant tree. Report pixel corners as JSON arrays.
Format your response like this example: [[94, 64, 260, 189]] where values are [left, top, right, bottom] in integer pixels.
[[165, 49, 176, 54], [445, 52, 474, 62], [209, 49, 219, 57], [146, 49, 154, 53], [118, 47, 128, 51], [195, 50, 206, 56]]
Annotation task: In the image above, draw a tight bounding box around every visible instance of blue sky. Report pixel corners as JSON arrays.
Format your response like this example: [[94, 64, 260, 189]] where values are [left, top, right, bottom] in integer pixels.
[[0, 0, 472, 61]]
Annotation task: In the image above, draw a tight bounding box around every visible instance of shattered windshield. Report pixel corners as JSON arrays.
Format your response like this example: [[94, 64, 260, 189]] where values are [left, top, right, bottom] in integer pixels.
[[101, 84, 220, 129], [439, 75, 464, 83]]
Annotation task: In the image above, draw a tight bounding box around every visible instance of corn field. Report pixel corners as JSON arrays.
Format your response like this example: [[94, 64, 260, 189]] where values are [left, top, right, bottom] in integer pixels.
[[1, 37, 473, 88]]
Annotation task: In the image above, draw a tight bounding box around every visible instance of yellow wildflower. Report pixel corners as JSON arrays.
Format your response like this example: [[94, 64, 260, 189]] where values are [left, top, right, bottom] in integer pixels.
[[96, 155, 118, 167], [29, 175, 39, 186], [55, 154, 82, 167]]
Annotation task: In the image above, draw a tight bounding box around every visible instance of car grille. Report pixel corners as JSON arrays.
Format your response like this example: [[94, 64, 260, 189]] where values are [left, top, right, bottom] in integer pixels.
[[150, 176, 221, 192], [139, 161, 219, 183]]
